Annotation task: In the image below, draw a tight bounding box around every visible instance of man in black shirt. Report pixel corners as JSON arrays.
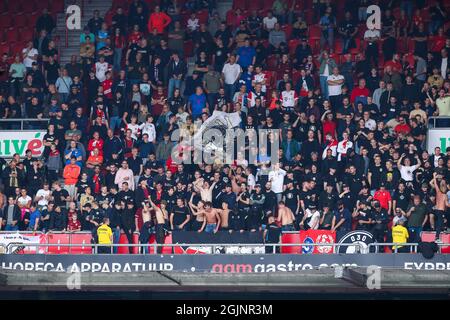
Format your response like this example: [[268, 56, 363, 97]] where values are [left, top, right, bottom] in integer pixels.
[[52, 182, 70, 207], [170, 198, 190, 231], [283, 180, 300, 215], [49, 206, 67, 231], [264, 215, 282, 253]]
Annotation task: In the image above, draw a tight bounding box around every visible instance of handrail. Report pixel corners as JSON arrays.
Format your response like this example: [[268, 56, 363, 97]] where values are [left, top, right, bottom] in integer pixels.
[[428, 116, 450, 128], [6, 241, 450, 255], [0, 118, 50, 130]]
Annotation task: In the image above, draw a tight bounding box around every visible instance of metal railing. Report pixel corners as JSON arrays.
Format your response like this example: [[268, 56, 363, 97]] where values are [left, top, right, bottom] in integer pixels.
[[2, 241, 449, 255], [428, 116, 450, 128], [0, 118, 50, 130]]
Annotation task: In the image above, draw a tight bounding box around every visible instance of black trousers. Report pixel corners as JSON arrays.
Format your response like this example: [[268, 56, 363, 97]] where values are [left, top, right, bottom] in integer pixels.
[[121, 226, 134, 254], [156, 223, 166, 254], [365, 43, 379, 68], [98, 245, 112, 254]]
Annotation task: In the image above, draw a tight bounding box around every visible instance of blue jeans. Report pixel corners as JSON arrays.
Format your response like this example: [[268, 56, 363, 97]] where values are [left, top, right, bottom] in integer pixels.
[[224, 83, 236, 103], [113, 227, 121, 254], [110, 116, 122, 132], [168, 78, 182, 99], [5, 224, 19, 231], [320, 75, 329, 100], [281, 224, 295, 232], [205, 223, 216, 233], [114, 48, 123, 72]]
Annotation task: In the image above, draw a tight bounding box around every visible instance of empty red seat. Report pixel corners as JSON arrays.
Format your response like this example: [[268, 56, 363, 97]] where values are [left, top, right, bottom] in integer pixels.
[[14, 14, 28, 28], [292, 69, 301, 83], [266, 55, 278, 71], [117, 232, 139, 254], [5, 29, 19, 43], [6, 1, 22, 13], [35, 0, 50, 12], [288, 39, 300, 56], [282, 24, 292, 40], [183, 40, 193, 57], [334, 40, 344, 54], [0, 43, 10, 55], [262, 0, 274, 10], [70, 233, 93, 254], [281, 232, 301, 254], [309, 24, 321, 40], [0, 15, 12, 29], [21, 1, 36, 14], [47, 233, 71, 254], [247, 0, 262, 11], [50, 0, 65, 13]]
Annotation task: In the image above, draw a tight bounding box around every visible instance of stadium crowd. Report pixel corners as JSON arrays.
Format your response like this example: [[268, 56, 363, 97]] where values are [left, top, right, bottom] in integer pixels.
[[0, 0, 449, 253]]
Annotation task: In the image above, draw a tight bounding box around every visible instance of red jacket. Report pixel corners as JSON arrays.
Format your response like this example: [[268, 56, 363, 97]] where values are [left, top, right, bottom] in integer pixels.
[[148, 12, 171, 34]]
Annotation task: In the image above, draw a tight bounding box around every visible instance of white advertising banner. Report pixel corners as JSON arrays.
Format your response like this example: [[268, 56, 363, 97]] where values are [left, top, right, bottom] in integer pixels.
[[0, 131, 46, 158]]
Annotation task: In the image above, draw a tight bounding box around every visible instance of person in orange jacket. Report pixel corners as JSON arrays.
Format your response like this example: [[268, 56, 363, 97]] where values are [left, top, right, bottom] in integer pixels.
[[63, 156, 81, 200], [147, 5, 171, 34]]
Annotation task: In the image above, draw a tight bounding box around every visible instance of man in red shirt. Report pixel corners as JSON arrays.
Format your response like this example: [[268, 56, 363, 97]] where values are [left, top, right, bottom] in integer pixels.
[[394, 116, 411, 136], [384, 53, 402, 73], [373, 183, 392, 214], [147, 5, 171, 34], [350, 78, 370, 105]]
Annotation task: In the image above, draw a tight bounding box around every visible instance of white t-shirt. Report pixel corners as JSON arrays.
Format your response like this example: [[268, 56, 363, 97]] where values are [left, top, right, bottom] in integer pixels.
[[139, 122, 156, 142], [35, 189, 51, 206], [253, 73, 267, 92], [441, 57, 448, 79], [364, 29, 380, 42], [305, 209, 321, 230], [364, 118, 377, 131], [268, 168, 286, 194], [222, 63, 242, 85], [17, 195, 32, 207], [280, 90, 298, 108], [327, 74, 344, 96], [263, 16, 278, 30], [22, 48, 38, 68], [399, 165, 418, 182], [95, 62, 109, 82]]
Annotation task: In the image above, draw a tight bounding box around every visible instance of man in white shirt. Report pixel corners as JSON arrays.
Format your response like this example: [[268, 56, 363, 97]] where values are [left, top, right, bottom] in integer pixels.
[[327, 67, 345, 109], [222, 54, 242, 102], [301, 204, 321, 230], [95, 55, 110, 82], [139, 115, 156, 143], [364, 27, 380, 67], [268, 163, 286, 202], [263, 11, 278, 32], [280, 82, 298, 112], [337, 132, 353, 162], [440, 48, 448, 79], [22, 42, 38, 70], [35, 183, 52, 209]]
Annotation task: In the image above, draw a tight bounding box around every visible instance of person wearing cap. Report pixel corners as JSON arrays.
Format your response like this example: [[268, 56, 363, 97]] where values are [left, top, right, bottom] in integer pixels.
[[391, 217, 410, 253], [370, 200, 390, 246], [331, 200, 352, 240]]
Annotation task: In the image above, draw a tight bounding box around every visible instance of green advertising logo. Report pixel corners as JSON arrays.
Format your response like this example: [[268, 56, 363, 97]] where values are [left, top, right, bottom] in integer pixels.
[[0, 132, 44, 157]]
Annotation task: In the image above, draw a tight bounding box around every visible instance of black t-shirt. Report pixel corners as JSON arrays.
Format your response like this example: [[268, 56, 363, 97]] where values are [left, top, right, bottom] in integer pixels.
[[172, 205, 189, 226], [393, 190, 411, 211], [368, 164, 384, 190], [213, 45, 228, 70], [44, 62, 60, 83], [266, 222, 281, 243], [283, 188, 299, 211], [52, 189, 69, 207]]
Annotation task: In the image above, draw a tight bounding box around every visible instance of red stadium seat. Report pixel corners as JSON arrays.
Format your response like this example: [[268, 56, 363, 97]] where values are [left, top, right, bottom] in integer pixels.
[[50, 0, 65, 13], [0, 15, 12, 29], [5, 29, 19, 43], [35, 0, 50, 12], [309, 24, 321, 40], [47, 233, 71, 254], [6, 1, 22, 14], [117, 232, 139, 254], [28, 13, 39, 29], [288, 39, 300, 56], [334, 40, 344, 54], [70, 233, 93, 254], [266, 55, 278, 71], [407, 38, 416, 53], [183, 40, 193, 57], [292, 69, 301, 84], [14, 14, 28, 28], [281, 232, 301, 254], [262, 0, 274, 10], [0, 43, 10, 55], [282, 24, 292, 40], [197, 10, 209, 25], [21, 1, 36, 14], [247, 0, 262, 11]]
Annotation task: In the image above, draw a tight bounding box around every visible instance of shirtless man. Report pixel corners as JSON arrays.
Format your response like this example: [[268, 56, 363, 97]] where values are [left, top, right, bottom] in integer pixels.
[[217, 201, 231, 230], [200, 202, 221, 234], [188, 193, 205, 232], [276, 201, 296, 231], [431, 172, 449, 241], [149, 198, 168, 253]]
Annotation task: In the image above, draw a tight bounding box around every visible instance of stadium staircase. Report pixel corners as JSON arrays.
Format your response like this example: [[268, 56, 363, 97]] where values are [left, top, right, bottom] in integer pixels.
[[55, 0, 113, 66]]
